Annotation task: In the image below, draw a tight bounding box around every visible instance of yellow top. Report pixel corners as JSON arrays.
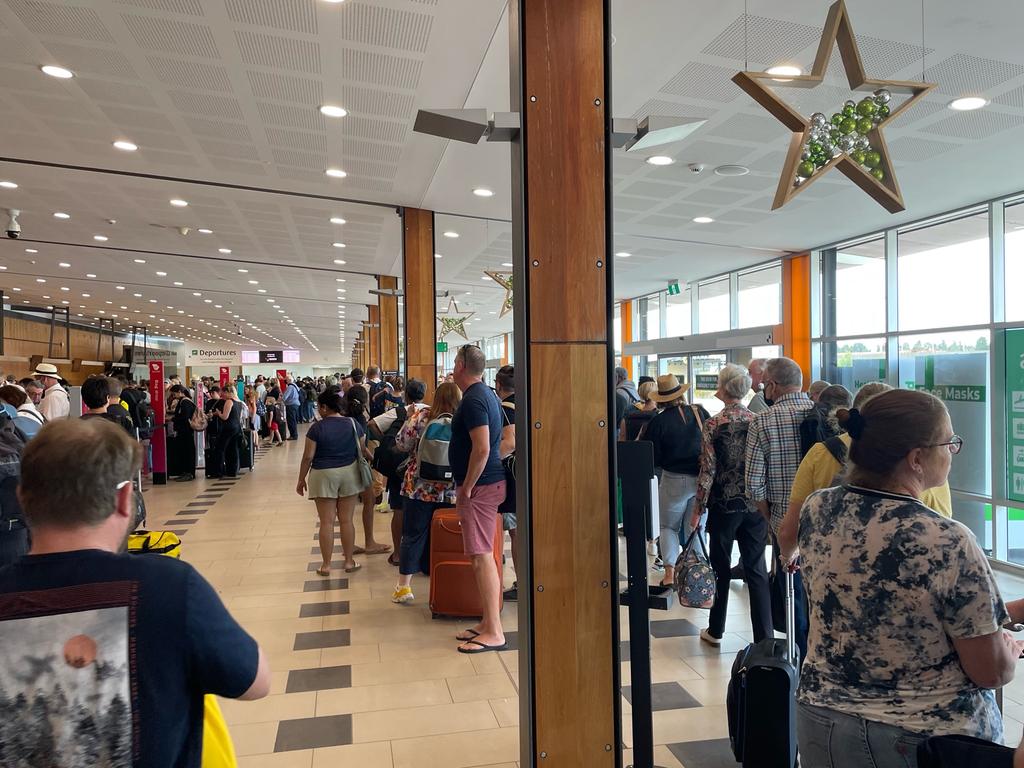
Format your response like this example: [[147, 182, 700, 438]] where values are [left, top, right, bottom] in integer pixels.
[[790, 433, 953, 518]]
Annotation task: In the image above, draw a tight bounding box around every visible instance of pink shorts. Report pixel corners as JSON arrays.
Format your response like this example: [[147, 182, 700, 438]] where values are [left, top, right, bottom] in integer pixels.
[[456, 481, 507, 556]]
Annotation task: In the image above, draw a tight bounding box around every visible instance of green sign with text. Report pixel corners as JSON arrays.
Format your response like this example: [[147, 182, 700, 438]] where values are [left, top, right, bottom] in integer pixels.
[[1006, 330, 1024, 502], [436, 341, 448, 353]]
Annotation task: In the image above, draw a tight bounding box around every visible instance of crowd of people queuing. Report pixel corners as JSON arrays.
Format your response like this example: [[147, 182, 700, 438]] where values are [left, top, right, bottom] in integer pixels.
[[617, 357, 1024, 765]]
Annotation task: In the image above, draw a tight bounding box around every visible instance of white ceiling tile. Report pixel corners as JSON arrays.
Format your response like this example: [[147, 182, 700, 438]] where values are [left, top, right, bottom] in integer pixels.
[[235, 30, 320, 73], [8, 0, 116, 43], [120, 14, 220, 58], [226, 0, 317, 35]]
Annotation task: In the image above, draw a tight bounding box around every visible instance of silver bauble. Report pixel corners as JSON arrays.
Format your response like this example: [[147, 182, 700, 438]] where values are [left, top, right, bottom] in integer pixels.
[[810, 112, 828, 128], [801, 147, 812, 161], [832, 146, 843, 158], [839, 135, 857, 153], [794, 176, 804, 186], [873, 88, 891, 105], [844, 99, 856, 110], [857, 135, 870, 150]]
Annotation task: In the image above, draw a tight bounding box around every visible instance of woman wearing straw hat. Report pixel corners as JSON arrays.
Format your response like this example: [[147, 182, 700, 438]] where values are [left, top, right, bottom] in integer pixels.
[[641, 374, 710, 587]]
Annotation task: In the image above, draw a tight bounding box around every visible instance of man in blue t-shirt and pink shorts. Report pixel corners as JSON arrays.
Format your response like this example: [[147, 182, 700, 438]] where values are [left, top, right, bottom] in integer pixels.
[[450, 344, 507, 654]]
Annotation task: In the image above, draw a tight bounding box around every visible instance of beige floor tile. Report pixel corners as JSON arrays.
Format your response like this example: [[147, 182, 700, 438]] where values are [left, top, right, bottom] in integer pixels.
[[470, 652, 506, 676], [219, 691, 317, 726], [262, 649, 324, 673], [317, 643, 382, 666], [351, 654, 478, 687], [675, 653, 732, 679], [446, 672, 516, 703], [354, 701, 499, 743], [316, 678, 452, 717], [489, 697, 519, 728], [229, 721, 280, 757], [237, 751, 313, 768], [652, 705, 730, 745], [311, 742, 393, 768], [390, 727, 520, 768]]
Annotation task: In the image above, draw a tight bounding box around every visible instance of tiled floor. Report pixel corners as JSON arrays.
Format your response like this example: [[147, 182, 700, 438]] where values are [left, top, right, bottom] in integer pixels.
[[140, 432, 1024, 767]]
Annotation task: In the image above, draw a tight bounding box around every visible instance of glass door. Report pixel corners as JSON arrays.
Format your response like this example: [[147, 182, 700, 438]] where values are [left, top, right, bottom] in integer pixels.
[[690, 352, 728, 415], [658, 355, 689, 398]]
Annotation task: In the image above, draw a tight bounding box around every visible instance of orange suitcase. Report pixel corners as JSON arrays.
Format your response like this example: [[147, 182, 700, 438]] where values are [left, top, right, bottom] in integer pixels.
[[428, 507, 504, 619]]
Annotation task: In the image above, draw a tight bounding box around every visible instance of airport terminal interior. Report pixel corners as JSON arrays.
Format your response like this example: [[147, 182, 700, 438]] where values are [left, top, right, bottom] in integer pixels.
[[3, 0, 1024, 766]]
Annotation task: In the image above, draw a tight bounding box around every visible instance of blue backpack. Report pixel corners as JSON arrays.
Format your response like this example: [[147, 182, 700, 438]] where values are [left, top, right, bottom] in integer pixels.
[[416, 414, 453, 482]]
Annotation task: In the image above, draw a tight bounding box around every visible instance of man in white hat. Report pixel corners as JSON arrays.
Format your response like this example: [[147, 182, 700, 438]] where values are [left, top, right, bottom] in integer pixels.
[[34, 363, 70, 421]]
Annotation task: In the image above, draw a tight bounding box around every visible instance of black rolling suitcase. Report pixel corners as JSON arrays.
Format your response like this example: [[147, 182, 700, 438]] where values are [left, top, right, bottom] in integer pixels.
[[727, 568, 798, 768], [238, 430, 254, 472]]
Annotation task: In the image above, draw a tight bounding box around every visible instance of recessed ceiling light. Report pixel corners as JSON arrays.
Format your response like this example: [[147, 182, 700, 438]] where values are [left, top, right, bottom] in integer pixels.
[[41, 65, 74, 79], [25, 248, 38, 253], [646, 156, 674, 166], [615, 251, 631, 258], [36, 278, 46, 283], [332, 242, 346, 248], [765, 65, 801, 81], [434, 253, 442, 259], [333, 259, 346, 265], [248, 280, 258, 285], [325, 168, 347, 178], [93, 235, 108, 241], [693, 216, 714, 224], [218, 248, 231, 254], [58, 262, 71, 269], [133, 258, 146, 264], [948, 96, 989, 111], [482, 276, 493, 281], [443, 231, 459, 238], [169, 198, 188, 207], [116, 285, 125, 290], [113, 140, 138, 152], [330, 217, 346, 225], [133, 293, 142, 297], [473, 187, 495, 197], [319, 105, 348, 118], [53, 211, 70, 219], [0, 181, 17, 189], [257, 288, 267, 293], [502, 262, 513, 267], [714, 164, 750, 177], [237, 268, 248, 273], [86, 273, 96, 278], [198, 228, 212, 234]]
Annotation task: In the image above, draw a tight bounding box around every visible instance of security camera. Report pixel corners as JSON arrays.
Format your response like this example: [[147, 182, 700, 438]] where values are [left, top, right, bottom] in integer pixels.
[[5, 209, 20, 239], [687, 163, 705, 175]]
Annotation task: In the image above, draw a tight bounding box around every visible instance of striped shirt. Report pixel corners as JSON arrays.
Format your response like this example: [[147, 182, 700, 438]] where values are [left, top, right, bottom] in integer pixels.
[[744, 391, 813, 532]]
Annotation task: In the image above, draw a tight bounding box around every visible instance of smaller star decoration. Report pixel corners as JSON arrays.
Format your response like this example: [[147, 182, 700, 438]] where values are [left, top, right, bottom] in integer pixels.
[[484, 270, 513, 318], [437, 298, 474, 341]]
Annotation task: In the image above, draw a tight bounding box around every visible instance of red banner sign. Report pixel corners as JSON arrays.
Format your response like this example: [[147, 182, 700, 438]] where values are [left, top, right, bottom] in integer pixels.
[[276, 369, 288, 394], [148, 361, 166, 484], [219, 366, 231, 387]]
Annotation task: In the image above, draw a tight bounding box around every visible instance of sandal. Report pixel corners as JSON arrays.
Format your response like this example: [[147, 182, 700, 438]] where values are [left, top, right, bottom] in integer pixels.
[[387, 553, 400, 567], [455, 629, 481, 642], [316, 567, 331, 577], [457, 639, 508, 655], [344, 563, 362, 573], [353, 544, 391, 555]]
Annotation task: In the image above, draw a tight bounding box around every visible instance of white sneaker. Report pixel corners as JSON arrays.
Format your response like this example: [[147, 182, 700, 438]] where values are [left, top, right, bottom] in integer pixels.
[[700, 628, 722, 645]]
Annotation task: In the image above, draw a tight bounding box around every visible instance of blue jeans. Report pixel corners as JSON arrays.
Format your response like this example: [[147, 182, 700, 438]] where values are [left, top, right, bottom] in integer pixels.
[[658, 470, 698, 569], [798, 703, 925, 768]]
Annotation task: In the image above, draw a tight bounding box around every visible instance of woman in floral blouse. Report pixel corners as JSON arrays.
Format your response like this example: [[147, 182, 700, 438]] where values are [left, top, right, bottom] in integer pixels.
[[797, 388, 1022, 766], [691, 363, 772, 647], [390, 382, 461, 604]]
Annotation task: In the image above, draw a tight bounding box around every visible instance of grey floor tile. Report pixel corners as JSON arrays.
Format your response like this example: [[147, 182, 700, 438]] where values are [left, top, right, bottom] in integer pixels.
[[622, 681, 701, 711], [293, 629, 351, 651], [666, 738, 736, 768], [274, 713, 352, 752], [310, 545, 345, 555], [649, 618, 702, 638], [299, 601, 350, 618], [620, 640, 631, 661], [173, 519, 199, 525], [285, 665, 351, 693], [178, 509, 206, 515], [303, 578, 349, 592]]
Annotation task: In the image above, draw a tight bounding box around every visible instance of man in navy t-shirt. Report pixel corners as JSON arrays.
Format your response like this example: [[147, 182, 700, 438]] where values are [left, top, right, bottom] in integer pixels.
[[0, 418, 270, 767], [449, 344, 507, 654]]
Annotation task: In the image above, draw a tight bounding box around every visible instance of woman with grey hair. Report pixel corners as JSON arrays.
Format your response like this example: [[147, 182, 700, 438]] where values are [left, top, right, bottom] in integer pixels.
[[691, 363, 773, 645]]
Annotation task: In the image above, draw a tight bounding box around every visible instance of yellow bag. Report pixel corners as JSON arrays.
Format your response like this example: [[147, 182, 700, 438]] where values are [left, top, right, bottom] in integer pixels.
[[126, 530, 237, 766], [203, 696, 238, 768]]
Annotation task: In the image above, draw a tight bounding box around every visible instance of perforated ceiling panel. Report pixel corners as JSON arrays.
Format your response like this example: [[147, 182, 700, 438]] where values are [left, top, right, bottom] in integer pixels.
[[701, 14, 821, 66], [927, 53, 1024, 95], [660, 62, 745, 102]]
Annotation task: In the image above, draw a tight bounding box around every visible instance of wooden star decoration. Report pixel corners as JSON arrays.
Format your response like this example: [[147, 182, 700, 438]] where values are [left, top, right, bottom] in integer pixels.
[[732, 0, 935, 213], [484, 270, 513, 318], [437, 298, 474, 341]]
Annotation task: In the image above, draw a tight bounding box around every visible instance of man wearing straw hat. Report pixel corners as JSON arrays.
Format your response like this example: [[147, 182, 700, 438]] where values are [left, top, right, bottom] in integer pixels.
[[34, 363, 69, 421]]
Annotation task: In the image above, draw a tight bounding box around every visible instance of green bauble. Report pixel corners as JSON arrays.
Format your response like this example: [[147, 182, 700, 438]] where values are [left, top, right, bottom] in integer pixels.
[[840, 117, 857, 134], [814, 154, 828, 167], [831, 113, 844, 126], [870, 167, 885, 181], [829, 129, 841, 143], [797, 160, 815, 178], [843, 104, 857, 117], [809, 141, 823, 154], [856, 117, 873, 134], [851, 149, 867, 165], [864, 150, 882, 169], [857, 98, 877, 116], [878, 104, 890, 118]]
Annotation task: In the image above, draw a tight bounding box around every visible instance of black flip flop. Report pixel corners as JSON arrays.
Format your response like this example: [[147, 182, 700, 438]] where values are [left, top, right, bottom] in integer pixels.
[[457, 639, 508, 655], [455, 629, 480, 642]]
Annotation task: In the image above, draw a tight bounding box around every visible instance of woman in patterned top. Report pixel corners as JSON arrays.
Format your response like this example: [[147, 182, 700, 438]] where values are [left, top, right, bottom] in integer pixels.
[[390, 382, 462, 604], [797, 389, 1023, 766], [691, 363, 772, 646]]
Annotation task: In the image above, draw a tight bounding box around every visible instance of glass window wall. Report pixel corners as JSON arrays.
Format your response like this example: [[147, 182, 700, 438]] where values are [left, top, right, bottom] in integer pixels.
[[665, 287, 691, 336], [698, 278, 729, 334], [833, 239, 885, 336], [737, 265, 781, 328]]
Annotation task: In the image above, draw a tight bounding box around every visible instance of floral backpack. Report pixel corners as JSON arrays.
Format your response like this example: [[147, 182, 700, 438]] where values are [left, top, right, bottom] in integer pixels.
[[674, 527, 716, 609]]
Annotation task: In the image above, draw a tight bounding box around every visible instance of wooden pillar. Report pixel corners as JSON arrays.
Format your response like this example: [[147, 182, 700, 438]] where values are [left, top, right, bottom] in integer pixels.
[[402, 208, 437, 400], [366, 305, 381, 370], [379, 275, 399, 374], [619, 298, 633, 376], [510, 1, 619, 766], [781, 253, 812, 386], [500, 333, 510, 366]]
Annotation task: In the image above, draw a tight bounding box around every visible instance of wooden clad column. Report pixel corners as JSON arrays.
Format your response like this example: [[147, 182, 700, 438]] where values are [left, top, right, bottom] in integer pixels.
[[379, 275, 399, 374], [781, 253, 812, 386], [510, 1, 619, 766], [620, 298, 633, 376], [402, 208, 437, 400], [366, 305, 380, 369]]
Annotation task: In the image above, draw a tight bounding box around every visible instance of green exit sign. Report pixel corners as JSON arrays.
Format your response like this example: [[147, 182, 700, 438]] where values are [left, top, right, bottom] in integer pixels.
[[667, 282, 681, 296], [436, 341, 448, 353]]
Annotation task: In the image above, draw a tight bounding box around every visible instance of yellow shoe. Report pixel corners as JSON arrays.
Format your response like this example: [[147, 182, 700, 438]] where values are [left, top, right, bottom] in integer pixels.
[[391, 586, 414, 604]]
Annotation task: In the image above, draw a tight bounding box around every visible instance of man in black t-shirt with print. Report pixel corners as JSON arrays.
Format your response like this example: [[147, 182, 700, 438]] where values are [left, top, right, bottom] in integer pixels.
[[0, 419, 270, 766], [450, 345, 507, 654]]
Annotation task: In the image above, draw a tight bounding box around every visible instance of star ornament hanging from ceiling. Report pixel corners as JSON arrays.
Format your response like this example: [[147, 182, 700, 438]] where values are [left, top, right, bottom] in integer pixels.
[[437, 298, 474, 341], [484, 270, 513, 318], [732, 0, 935, 213]]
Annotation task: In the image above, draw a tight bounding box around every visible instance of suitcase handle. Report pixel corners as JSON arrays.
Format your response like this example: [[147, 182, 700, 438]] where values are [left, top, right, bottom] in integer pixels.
[[439, 518, 463, 535], [785, 568, 796, 665]]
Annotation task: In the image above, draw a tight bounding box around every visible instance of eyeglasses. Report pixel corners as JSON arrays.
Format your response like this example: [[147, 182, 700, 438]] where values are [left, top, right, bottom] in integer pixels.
[[928, 435, 964, 455]]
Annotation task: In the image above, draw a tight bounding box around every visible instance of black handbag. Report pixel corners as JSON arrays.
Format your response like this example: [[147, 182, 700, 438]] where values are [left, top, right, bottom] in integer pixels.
[[917, 734, 1013, 768]]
